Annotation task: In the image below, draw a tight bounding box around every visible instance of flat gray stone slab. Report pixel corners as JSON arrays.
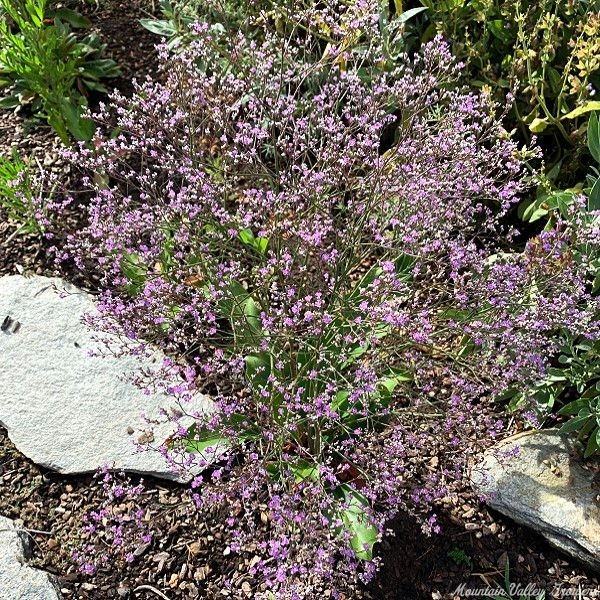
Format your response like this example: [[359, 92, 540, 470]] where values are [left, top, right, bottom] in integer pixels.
[[0, 275, 212, 480], [0, 516, 62, 600], [471, 429, 600, 573]]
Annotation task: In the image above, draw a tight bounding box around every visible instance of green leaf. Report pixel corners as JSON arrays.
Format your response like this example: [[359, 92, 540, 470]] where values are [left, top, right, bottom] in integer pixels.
[[583, 427, 600, 458], [139, 18, 178, 37], [563, 101, 600, 120], [81, 79, 108, 93], [254, 236, 268, 255], [378, 368, 412, 396], [331, 390, 350, 412], [588, 112, 600, 164], [173, 422, 229, 457], [120, 251, 147, 296], [245, 352, 272, 391], [59, 98, 95, 142], [546, 66, 562, 94], [0, 95, 22, 109], [239, 228, 268, 255], [340, 343, 368, 370], [558, 398, 588, 416], [397, 6, 428, 23], [589, 177, 600, 211], [546, 160, 563, 181], [558, 414, 591, 434], [488, 19, 512, 44], [526, 206, 550, 222], [46, 8, 91, 28], [529, 117, 549, 133], [288, 459, 319, 483], [81, 58, 121, 78], [238, 228, 254, 246], [335, 485, 378, 561]]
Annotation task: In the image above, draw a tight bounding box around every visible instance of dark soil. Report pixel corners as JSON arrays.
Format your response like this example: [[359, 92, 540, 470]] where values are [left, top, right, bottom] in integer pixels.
[[1, 2, 599, 599]]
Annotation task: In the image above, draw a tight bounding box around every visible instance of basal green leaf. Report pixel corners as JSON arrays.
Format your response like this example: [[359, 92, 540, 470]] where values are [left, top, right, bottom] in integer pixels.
[[238, 228, 254, 246], [588, 177, 600, 211], [588, 112, 600, 164], [583, 427, 600, 458], [336, 485, 378, 561], [254, 236, 268, 255], [245, 352, 272, 390], [397, 6, 428, 24], [288, 459, 319, 483]]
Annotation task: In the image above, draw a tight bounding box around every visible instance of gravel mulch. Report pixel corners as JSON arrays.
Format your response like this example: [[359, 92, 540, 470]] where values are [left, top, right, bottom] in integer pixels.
[[1, 2, 600, 599]]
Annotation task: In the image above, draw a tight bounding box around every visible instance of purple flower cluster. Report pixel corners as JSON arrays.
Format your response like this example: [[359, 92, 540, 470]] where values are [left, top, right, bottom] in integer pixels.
[[72, 466, 151, 575], [55, 2, 600, 596]]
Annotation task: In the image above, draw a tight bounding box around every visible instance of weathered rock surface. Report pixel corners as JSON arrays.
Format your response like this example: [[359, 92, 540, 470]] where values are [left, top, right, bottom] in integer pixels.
[[471, 429, 600, 573], [0, 275, 212, 480], [0, 515, 62, 600]]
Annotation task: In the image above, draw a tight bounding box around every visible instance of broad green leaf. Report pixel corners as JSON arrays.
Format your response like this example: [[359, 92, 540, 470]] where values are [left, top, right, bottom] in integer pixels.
[[545, 160, 563, 181], [394, 252, 416, 281], [288, 459, 319, 483], [529, 117, 549, 133], [563, 101, 600, 120], [525, 206, 550, 223], [397, 6, 428, 23], [82, 58, 121, 78], [488, 19, 512, 44], [46, 8, 91, 28], [558, 398, 588, 416], [184, 431, 229, 455], [588, 112, 600, 164], [588, 177, 600, 211], [336, 485, 378, 561], [254, 236, 268, 255], [120, 251, 147, 296], [331, 390, 350, 412], [245, 352, 272, 391], [341, 343, 368, 369], [546, 66, 562, 94], [378, 368, 412, 396], [139, 18, 177, 37], [239, 228, 268, 255], [349, 264, 382, 300], [240, 295, 261, 337], [583, 427, 600, 458], [82, 80, 107, 93], [558, 414, 591, 434], [172, 422, 229, 457], [238, 228, 254, 246], [0, 95, 22, 108]]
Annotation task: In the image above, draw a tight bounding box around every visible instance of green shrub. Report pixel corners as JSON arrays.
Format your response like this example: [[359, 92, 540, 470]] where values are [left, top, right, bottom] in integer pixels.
[[505, 113, 600, 457], [409, 0, 600, 184], [0, 0, 120, 143], [0, 150, 48, 235]]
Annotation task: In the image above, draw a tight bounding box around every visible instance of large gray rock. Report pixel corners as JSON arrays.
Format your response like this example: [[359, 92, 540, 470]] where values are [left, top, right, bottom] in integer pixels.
[[0, 515, 62, 600], [471, 429, 600, 573], [0, 275, 212, 480]]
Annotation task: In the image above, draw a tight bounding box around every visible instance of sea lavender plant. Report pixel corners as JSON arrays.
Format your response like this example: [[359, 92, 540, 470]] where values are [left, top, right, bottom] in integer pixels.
[[72, 467, 152, 575], [56, 2, 600, 597]]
